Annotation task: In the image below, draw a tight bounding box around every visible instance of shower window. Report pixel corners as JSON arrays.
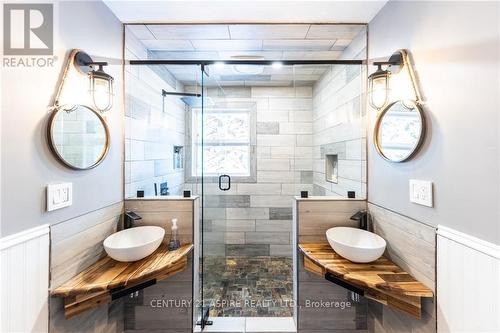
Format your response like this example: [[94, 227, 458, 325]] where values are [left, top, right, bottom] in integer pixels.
[[188, 107, 256, 181]]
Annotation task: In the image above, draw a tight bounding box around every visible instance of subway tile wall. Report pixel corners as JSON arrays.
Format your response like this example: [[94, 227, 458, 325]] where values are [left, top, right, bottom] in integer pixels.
[[124, 28, 187, 198]]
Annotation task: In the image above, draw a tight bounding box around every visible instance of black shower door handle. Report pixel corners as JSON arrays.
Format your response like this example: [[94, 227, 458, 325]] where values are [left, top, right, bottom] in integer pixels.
[[218, 174, 231, 191]]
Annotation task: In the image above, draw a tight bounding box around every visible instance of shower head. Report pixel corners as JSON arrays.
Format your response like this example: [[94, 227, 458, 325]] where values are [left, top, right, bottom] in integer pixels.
[[161, 89, 213, 108], [180, 96, 214, 108]]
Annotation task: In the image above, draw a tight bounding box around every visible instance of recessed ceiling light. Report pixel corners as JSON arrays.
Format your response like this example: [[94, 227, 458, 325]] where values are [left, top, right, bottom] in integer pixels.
[[214, 61, 225, 69], [229, 55, 265, 74], [233, 64, 264, 75], [230, 55, 265, 60], [272, 61, 283, 69]]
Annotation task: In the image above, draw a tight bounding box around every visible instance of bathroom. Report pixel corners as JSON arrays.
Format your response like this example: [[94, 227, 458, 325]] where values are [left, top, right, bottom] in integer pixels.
[[1, 1, 499, 333]]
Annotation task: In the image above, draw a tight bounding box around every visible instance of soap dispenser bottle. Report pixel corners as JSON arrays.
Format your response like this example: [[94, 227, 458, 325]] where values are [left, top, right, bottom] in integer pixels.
[[168, 218, 180, 251]]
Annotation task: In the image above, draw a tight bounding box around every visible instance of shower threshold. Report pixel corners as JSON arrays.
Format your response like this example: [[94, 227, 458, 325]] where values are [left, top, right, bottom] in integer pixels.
[[194, 316, 296, 333]]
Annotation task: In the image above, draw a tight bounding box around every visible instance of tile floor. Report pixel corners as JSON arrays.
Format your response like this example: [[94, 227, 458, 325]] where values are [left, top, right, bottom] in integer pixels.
[[203, 256, 293, 317]]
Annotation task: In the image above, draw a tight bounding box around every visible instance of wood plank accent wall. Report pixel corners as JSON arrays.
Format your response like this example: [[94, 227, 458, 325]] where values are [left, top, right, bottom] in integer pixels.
[[294, 198, 368, 332], [49, 202, 124, 333], [123, 197, 198, 333], [124, 198, 195, 245], [297, 198, 367, 243], [367, 203, 437, 333]]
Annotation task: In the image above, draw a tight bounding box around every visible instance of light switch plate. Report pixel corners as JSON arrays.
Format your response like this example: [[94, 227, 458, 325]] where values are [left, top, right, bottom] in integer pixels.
[[47, 183, 73, 211], [409, 179, 433, 207]]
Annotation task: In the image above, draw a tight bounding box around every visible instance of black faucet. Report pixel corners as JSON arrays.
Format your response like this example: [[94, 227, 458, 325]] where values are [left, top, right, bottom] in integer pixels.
[[124, 211, 142, 229], [350, 210, 368, 230]]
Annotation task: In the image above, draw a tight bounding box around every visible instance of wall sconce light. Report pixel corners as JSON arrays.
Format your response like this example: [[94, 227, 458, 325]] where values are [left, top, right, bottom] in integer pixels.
[[368, 64, 391, 110], [52, 49, 114, 113], [368, 49, 422, 110], [74, 51, 114, 112]]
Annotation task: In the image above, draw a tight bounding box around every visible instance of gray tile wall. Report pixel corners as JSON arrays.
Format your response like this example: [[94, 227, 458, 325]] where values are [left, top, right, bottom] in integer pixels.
[[312, 30, 367, 198], [185, 86, 315, 258], [125, 27, 186, 198]]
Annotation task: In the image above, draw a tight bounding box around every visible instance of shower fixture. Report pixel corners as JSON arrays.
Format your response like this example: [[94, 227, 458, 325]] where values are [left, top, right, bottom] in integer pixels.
[[160, 89, 213, 108], [181, 95, 214, 108], [161, 90, 201, 98], [162, 89, 204, 110]]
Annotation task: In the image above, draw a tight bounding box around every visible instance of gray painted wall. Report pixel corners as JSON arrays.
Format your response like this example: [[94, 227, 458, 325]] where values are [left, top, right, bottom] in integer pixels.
[[368, 1, 500, 244], [1, 1, 123, 237]]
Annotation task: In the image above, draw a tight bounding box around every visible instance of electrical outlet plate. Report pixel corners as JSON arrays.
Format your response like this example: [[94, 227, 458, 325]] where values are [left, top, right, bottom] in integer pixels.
[[409, 179, 433, 207], [47, 183, 73, 211]]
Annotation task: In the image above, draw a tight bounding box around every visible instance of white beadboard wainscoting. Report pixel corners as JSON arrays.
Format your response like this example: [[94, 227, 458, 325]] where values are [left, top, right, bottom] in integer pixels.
[[437, 225, 500, 333], [0, 224, 50, 333]]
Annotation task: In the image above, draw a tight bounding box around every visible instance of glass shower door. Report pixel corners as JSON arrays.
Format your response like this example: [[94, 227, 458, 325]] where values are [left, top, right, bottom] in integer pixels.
[[199, 63, 295, 325], [199, 64, 262, 321]]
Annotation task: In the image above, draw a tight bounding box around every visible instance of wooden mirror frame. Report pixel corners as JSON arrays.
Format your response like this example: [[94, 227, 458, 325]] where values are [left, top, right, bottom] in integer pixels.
[[47, 105, 110, 170], [373, 100, 426, 163]]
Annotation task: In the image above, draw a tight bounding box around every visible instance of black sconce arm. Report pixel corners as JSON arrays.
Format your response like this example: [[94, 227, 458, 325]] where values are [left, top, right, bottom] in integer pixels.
[[369, 49, 423, 105], [85, 61, 109, 67]]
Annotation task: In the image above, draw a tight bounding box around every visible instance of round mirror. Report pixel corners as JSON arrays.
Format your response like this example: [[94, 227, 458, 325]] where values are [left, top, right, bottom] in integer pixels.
[[374, 101, 425, 162], [47, 105, 109, 170]]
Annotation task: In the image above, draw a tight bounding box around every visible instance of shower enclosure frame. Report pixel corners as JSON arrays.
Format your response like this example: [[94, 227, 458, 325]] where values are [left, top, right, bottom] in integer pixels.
[[126, 52, 366, 330]]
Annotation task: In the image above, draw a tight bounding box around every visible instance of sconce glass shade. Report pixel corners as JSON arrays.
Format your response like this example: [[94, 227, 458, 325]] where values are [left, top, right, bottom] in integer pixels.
[[368, 65, 390, 110], [89, 66, 114, 112]]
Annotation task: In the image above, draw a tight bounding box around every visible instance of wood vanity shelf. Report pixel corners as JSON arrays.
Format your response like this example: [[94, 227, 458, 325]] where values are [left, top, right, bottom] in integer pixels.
[[51, 244, 193, 318], [298, 243, 433, 319]]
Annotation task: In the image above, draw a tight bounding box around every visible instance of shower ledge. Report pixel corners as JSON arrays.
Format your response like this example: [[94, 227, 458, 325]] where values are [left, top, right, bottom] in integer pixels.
[[299, 243, 433, 319], [51, 244, 193, 319]]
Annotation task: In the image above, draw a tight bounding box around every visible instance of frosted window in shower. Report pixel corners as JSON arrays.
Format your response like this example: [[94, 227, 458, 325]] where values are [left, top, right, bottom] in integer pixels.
[[204, 113, 250, 143], [191, 109, 251, 177], [200, 146, 250, 176]]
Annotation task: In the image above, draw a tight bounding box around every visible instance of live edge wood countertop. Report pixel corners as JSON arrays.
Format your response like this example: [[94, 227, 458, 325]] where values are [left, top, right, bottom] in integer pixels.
[[298, 243, 433, 319], [51, 244, 193, 318]]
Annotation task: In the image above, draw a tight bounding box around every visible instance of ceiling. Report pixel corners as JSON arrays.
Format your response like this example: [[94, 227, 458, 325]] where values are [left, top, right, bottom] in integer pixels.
[[126, 24, 367, 87], [107, 0, 385, 87], [104, 1, 387, 24], [129, 24, 365, 60]]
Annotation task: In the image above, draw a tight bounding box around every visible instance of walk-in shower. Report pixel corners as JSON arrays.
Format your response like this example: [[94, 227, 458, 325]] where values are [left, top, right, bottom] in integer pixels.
[[124, 23, 367, 331]]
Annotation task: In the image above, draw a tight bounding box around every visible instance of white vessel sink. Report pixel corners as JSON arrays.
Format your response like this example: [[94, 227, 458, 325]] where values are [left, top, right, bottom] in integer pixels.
[[104, 226, 165, 262], [326, 227, 386, 263]]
